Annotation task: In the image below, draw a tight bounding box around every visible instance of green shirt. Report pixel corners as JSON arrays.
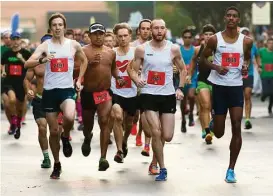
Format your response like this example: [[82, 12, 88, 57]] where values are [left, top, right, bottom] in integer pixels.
[[1, 45, 10, 58], [259, 47, 273, 78]]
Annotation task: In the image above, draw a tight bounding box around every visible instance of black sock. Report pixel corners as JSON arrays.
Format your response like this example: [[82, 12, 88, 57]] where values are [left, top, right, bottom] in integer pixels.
[[205, 128, 210, 134]]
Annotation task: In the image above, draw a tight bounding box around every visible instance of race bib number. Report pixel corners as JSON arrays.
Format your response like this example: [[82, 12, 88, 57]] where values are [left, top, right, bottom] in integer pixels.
[[50, 58, 68, 72], [9, 65, 22, 76], [221, 53, 240, 67], [116, 76, 132, 89], [265, 64, 273, 72], [147, 71, 165, 85], [93, 90, 112, 105]]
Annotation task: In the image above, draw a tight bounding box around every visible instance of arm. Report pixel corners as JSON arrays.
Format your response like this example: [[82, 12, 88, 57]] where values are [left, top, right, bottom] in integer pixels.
[[111, 51, 120, 79], [243, 37, 253, 67], [200, 35, 218, 70], [188, 46, 200, 78], [24, 43, 47, 69], [172, 44, 186, 88], [74, 42, 88, 83], [23, 69, 35, 93], [129, 46, 144, 85]]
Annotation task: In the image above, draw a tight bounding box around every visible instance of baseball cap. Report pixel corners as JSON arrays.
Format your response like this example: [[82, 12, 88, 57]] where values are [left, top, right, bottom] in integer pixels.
[[41, 34, 52, 43], [89, 23, 106, 34], [240, 27, 250, 33], [10, 32, 21, 39]]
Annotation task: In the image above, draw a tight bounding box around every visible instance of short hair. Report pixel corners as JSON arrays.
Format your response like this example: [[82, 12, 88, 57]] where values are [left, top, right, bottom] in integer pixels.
[[65, 29, 74, 37], [105, 31, 114, 38], [113, 23, 132, 35], [225, 6, 240, 18], [202, 24, 216, 34], [135, 27, 139, 35], [182, 29, 192, 37], [138, 19, 151, 29], [82, 30, 89, 37], [48, 12, 67, 29], [151, 18, 165, 28]]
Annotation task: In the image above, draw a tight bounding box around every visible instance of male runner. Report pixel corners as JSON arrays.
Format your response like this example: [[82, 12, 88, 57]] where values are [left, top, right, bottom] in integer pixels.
[[200, 6, 253, 183], [1, 32, 31, 138], [80, 22, 124, 171], [180, 29, 196, 132], [189, 24, 216, 144], [24, 34, 53, 168], [130, 19, 152, 152], [240, 27, 261, 129], [259, 38, 273, 115], [104, 32, 115, 49], [25, 13, 88, 179], [130, 19, 185, 181], [110, 23, 137, 163]]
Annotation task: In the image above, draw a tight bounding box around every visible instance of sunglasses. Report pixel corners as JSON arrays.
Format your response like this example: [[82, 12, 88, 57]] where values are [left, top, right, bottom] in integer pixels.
[[90, 25, 105, 31]]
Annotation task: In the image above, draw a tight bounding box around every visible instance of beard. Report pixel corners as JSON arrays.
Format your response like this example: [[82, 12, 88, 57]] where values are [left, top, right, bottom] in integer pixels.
[[151, 32, 166, 42]]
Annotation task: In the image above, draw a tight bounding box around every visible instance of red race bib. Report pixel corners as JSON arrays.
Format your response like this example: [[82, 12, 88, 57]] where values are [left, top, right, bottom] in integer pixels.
[[147, 71, 165, 85], [93, 90, 112, 105], [221, 53, 240, 67], [50, 58, 68, 72], [9, 65, 22, 76], [116, 76, 132, 89], [265, 64, 273, 72]]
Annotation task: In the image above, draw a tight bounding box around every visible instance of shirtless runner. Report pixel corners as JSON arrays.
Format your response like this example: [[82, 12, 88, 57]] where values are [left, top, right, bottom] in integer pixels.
[[79, 23, 124, 171]]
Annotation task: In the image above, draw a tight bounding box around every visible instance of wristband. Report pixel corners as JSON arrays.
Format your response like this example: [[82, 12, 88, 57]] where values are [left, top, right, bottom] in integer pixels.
[[178, 87, 184, 91], [38, 58, 44, 64]]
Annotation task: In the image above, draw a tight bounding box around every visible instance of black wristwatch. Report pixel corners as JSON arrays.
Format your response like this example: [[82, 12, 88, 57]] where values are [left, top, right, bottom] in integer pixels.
[[178, 86, 184, 91], [38, 57, 44, 64]]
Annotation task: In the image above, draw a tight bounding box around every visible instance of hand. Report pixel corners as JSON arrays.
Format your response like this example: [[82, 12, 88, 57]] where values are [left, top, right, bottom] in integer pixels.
[[93, 53, 102, 64], [258, 67, 262, 74], [1, 72, 7, 78], [186, 75, 192, 84], [135, 78, 146, 88], [41, 54, 55, 64], [216, 66, 229, 75], [16, 53, 24, 61], [176, 89, 184, 100], [27, 90, 35, 100], [117, 77, 126, 87], [241, 65, 248, 76], [75, 80, 83, 92]]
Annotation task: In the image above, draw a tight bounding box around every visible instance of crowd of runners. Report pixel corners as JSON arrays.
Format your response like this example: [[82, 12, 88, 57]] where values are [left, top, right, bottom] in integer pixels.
[[1, 6, 273, 183]]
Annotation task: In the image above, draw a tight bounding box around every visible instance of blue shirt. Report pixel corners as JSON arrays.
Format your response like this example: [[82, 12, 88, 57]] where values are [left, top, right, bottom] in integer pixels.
[[248, 44, 258, 76]]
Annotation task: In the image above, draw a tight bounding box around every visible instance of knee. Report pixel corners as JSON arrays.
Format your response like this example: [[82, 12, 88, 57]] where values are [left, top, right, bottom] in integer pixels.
[[9, 97, 16, 105], [214, 132, 224, 139], [151, 129, 161, 139], [200, 102, 211, 111], [112, 106, 123, 123], [231, 120, 241, 131], [163, 134, 173, 142], [63, 112, 75, 123], [49, 128, 59, 137], [38, 124, 47, 137]]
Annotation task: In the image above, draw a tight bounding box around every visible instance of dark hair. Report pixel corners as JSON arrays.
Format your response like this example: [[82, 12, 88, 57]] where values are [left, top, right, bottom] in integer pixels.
[[47, 29, 52, 34], [267, 38, 273, 42], [182, 29, 192, 37], [82, 30, 89, 37], [138, 19, 151, 29], [48, 12, 67, 29], [202, 24, 216, 34], [135, 27, 139, 35], [225, 6, 240, 18], [113, 23, 132, 35], [65, 29, 74, 37]]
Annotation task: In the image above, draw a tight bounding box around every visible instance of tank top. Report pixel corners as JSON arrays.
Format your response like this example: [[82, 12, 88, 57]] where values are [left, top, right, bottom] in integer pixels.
[[180, 45, 195, 74], [208, 32, 245, 86], [141, 40, 175, 95], [131, 39, 142, 47], [197, 45, 213, 83], [44, 39, 74, 90], [111, 47, 137, 98]]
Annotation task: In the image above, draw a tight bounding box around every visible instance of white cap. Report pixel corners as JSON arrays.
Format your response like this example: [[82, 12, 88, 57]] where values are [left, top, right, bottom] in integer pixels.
[[240, 27, 250, 33]]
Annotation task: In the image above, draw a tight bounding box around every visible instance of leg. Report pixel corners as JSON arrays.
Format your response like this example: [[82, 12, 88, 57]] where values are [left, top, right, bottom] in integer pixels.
[[2, 93, 12, 124], [123, 112, 134, 145], [180, 96, 187, 132], [188, 88, 196, 126], [197, 89, 212, 131], [60, 99, 76, 137], [111, 104, 124, 152], [228, 107, 243, 170], [244, 87, 252, 129]]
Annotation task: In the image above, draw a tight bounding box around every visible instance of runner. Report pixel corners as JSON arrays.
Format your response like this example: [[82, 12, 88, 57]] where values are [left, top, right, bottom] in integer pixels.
[[103, 32, 115, 49], [240, 27, 261, 129], [24, 13, 88, 179], [131, 19, 152, 153], [259, 38, 273, 115], [188, 24, 216, 144], [200, 6, 253, 183], [80, 22, 124, 171], [24, 34, 53, 168], [110, 23, 137, 163], [180, 28, 196, 133], [130, 19, 185, 181], [1, 32, 31, 138]]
